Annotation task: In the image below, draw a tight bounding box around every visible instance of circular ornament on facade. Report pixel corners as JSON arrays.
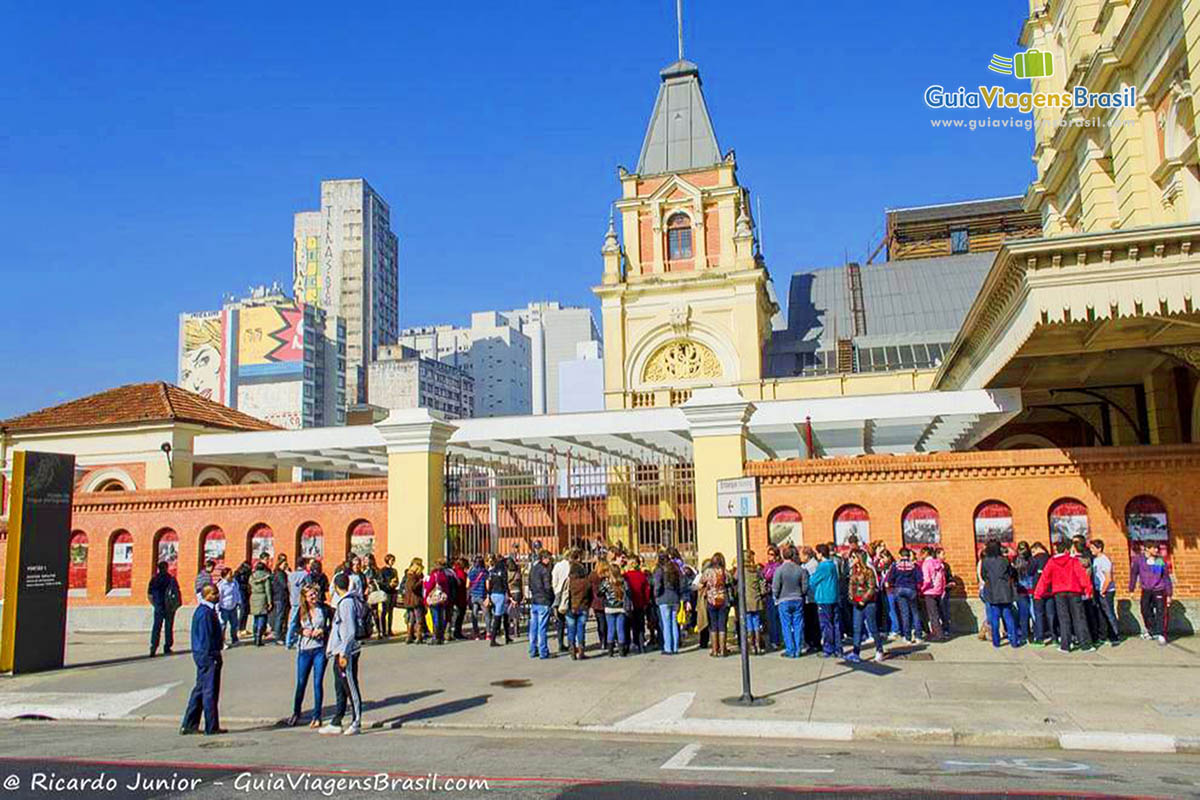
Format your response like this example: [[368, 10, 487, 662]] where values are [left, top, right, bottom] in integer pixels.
[[642, 339, 723, 383]]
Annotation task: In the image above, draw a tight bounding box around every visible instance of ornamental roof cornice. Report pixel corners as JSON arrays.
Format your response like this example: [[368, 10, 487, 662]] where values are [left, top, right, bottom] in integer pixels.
[[73, 478, 388, 514], [746, 443, 1200, 485], [934, 223, 1200, 390]]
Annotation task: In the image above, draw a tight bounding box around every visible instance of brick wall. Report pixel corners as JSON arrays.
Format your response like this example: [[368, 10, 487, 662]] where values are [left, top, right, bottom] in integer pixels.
[[745, 445, 1200, 599], [0, 479, 387, 608]]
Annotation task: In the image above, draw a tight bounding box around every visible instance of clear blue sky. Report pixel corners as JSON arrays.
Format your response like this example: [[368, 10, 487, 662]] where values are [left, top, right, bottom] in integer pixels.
[[1, 1, 1033, 418]]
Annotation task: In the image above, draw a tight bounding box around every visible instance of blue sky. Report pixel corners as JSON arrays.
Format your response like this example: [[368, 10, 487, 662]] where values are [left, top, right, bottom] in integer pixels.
[[1, 1, 1034, 418]]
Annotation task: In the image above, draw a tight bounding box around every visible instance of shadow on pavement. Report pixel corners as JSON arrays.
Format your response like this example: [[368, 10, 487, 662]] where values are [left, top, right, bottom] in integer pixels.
[[377, 694, 491, 729]]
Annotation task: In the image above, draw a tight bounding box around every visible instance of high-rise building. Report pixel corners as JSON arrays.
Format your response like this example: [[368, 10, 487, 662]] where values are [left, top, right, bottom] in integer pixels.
[[557, 340, 605, 413], [368, 344, 474, 419], [500, 302, 601, 414], [397, 312, 531, 417], [396, 302, 599, 417], [178, 284, 345, 430], [293, 178, 399, 407]]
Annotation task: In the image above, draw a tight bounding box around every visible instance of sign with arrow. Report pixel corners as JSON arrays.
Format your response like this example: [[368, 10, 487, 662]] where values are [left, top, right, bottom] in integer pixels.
[[716, 476, 760, 519]]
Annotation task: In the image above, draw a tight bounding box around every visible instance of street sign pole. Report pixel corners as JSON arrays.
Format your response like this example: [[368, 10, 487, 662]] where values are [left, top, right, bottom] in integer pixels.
[[716, 475, 767, 707], [734, 515, 753, 704]]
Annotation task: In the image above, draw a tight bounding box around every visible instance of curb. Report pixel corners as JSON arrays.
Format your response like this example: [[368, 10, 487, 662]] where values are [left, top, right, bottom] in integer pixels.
[[16, 713, 1198, 756]]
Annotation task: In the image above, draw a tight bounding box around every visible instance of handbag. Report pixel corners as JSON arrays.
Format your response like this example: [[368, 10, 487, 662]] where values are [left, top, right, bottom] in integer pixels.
[[367, 589, 387, 605]]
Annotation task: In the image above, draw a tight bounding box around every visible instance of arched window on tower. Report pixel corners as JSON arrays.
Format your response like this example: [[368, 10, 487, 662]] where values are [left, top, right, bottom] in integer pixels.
[[666, 213, 693, 261]]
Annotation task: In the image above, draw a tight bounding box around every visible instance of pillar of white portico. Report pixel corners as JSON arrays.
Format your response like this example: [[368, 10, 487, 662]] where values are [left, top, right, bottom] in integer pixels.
[[680, 388, 755, 561], [376, 409, 456, 569]]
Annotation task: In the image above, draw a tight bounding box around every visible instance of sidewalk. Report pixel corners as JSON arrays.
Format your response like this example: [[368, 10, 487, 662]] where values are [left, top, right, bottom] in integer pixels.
[[4, 627, 1199, 754]]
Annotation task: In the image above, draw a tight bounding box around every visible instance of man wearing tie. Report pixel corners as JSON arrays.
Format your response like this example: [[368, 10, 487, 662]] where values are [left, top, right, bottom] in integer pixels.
[[181, 583, 226, 735]]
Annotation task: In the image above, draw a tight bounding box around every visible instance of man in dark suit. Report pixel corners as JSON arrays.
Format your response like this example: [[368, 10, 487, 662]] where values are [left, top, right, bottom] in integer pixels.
[[181, 583, 226, 735], [148, 561, 181, 657]]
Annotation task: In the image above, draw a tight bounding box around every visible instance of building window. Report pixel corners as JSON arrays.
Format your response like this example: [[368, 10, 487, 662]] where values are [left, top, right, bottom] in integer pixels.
[[667, 213, 693, 260], [950, 228, 969, 254]]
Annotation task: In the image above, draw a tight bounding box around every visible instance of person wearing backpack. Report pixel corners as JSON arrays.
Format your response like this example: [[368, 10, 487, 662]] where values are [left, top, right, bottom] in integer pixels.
[[248, 559, 273, 647], [699, 552, 731, 657], [148, 561, 181, 657], [885, 548, 922, 643], [320, 572, 364, 735], [919, 547, 947, 641], [847, 550, 884, 663], [485, 554, 510, 646], [423, 558, 451, 645]]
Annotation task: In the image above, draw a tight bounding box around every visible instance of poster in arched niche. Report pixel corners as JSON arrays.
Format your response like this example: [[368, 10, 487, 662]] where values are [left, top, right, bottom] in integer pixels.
[[767, 507, 802, 548], [1048, 498, 1089, 546]]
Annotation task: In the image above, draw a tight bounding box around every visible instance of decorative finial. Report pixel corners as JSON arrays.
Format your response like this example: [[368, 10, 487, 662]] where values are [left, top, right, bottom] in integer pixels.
[[735, 206, 753, 239], [676, 0, 684, 62], [602, 209, 620, 254]]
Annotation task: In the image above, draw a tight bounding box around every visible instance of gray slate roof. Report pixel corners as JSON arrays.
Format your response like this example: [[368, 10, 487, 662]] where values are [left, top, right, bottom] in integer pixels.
[[888, 196, 1024, 225], [765, 252, 996, 375], [636, 60, 722, 176]]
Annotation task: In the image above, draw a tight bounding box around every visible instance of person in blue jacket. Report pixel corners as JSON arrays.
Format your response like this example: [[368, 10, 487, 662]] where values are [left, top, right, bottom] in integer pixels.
[[181, 583, 225, 735], [809, 544, 842, 657]]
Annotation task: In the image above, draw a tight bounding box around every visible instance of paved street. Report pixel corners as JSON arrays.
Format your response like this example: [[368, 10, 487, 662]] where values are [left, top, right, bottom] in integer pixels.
[[0, 720, 1197, 799], [0, 627, 1198, 797]]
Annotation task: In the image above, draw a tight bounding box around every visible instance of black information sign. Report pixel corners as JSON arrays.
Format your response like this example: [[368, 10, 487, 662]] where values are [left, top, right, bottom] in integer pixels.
[[1, 451, 75, 673]]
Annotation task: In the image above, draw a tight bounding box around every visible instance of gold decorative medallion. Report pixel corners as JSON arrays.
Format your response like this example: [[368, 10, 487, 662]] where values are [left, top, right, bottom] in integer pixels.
[[642, 339, 723, 383]]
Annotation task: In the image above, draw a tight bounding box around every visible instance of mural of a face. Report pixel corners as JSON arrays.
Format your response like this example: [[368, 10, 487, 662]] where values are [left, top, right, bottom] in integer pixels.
[[181, 344, 221, 400]]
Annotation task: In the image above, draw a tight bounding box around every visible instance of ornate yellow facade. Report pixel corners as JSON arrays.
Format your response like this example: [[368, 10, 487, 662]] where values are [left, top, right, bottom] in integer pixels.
[[593, 58, 779, 410]]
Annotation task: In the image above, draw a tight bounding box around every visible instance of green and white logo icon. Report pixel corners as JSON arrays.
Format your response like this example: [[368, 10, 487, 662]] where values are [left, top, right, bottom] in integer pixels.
[[989, 50, 1054, 79]]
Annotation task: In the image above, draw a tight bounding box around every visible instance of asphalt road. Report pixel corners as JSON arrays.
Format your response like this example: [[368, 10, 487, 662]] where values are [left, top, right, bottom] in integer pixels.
[[0, 721, 1196, 800]]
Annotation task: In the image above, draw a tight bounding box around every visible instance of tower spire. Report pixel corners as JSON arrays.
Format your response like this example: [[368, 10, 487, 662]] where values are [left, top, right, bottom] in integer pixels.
[[676, 0, 684, 61]]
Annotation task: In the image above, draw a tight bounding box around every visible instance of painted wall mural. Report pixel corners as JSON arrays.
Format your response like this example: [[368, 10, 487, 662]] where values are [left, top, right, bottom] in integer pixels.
[[180, 313, 226, 403]]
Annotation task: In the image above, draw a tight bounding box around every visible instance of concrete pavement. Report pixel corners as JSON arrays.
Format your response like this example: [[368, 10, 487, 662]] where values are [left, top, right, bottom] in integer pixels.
[[3, 626, 1199, 755]]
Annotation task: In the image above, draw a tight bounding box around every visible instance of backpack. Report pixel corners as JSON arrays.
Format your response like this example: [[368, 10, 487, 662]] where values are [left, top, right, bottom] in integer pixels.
[[708, 569, 727, 609], [164, 580, 182, 612], [343, 594, 371, 641]]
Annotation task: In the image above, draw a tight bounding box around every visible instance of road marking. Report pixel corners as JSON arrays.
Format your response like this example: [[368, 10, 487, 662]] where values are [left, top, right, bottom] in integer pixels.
[[943, 757, 1090, 773], [0, 683, 178, 720], [662, 743, 835, 774], [594, 692, 854, 741]]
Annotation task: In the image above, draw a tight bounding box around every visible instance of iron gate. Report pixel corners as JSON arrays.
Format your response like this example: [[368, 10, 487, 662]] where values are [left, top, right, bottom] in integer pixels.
[[444, 451, 696, 563]]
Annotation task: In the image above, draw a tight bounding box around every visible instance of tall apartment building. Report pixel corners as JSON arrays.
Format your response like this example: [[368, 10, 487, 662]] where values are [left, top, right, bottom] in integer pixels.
[[397, 312, 532, 417], [293, 178, 399, 407], [396, 302, 600, 417], [367, 345, 474, 419], [179, 284, 345, 430], [501, 302, 601, 414]]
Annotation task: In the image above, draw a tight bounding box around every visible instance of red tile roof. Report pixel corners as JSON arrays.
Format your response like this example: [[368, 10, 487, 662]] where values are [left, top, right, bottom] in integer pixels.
[[1, 382, 279, 434]]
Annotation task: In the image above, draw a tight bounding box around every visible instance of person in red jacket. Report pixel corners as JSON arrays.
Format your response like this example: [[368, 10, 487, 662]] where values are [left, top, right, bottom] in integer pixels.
[[624, 555, 652, 653], [1033, 540, 1095, 653]]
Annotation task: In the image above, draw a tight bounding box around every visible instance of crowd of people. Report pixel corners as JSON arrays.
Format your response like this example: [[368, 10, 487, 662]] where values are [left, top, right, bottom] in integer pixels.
[[166, 533, 1175, 736]]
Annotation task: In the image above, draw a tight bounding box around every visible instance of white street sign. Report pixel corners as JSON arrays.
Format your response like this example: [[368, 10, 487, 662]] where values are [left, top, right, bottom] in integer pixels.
[[717, 476, 760, 518]]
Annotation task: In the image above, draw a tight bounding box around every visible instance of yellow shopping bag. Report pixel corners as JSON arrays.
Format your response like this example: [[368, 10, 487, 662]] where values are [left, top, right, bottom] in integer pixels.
[[676, 603, 686, 627], [425, 608, 434, 634]]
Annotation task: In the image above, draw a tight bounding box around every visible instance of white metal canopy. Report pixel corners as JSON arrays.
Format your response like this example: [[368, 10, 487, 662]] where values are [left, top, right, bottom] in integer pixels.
[[192, 389, 1021, 472]]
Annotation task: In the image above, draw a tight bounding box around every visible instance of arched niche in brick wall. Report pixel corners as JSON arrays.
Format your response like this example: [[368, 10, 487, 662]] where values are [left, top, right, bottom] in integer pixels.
[[68, 531, 88, 594], [154, 528, 180, 577], [767, 506, 802, 549], [348, 520, 376, 560], [1124, 495, 1170, 558], [901, 503, 940, 546], [297, 522, 324, 561], [1048, 498, 1089, 547], [833, 504, 869, 548], [201, 526, 227, 572], [248, 523, 275, 563], [973, 500, 1015, 559], [107, 530, 133, 596]]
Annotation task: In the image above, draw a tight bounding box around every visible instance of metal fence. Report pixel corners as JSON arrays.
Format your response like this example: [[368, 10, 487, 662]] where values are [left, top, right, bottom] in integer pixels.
[[443, 451, 696, 564]]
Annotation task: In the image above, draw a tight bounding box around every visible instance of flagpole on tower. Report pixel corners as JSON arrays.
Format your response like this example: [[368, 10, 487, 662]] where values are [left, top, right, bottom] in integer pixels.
[[676, 0, 684, 61]]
